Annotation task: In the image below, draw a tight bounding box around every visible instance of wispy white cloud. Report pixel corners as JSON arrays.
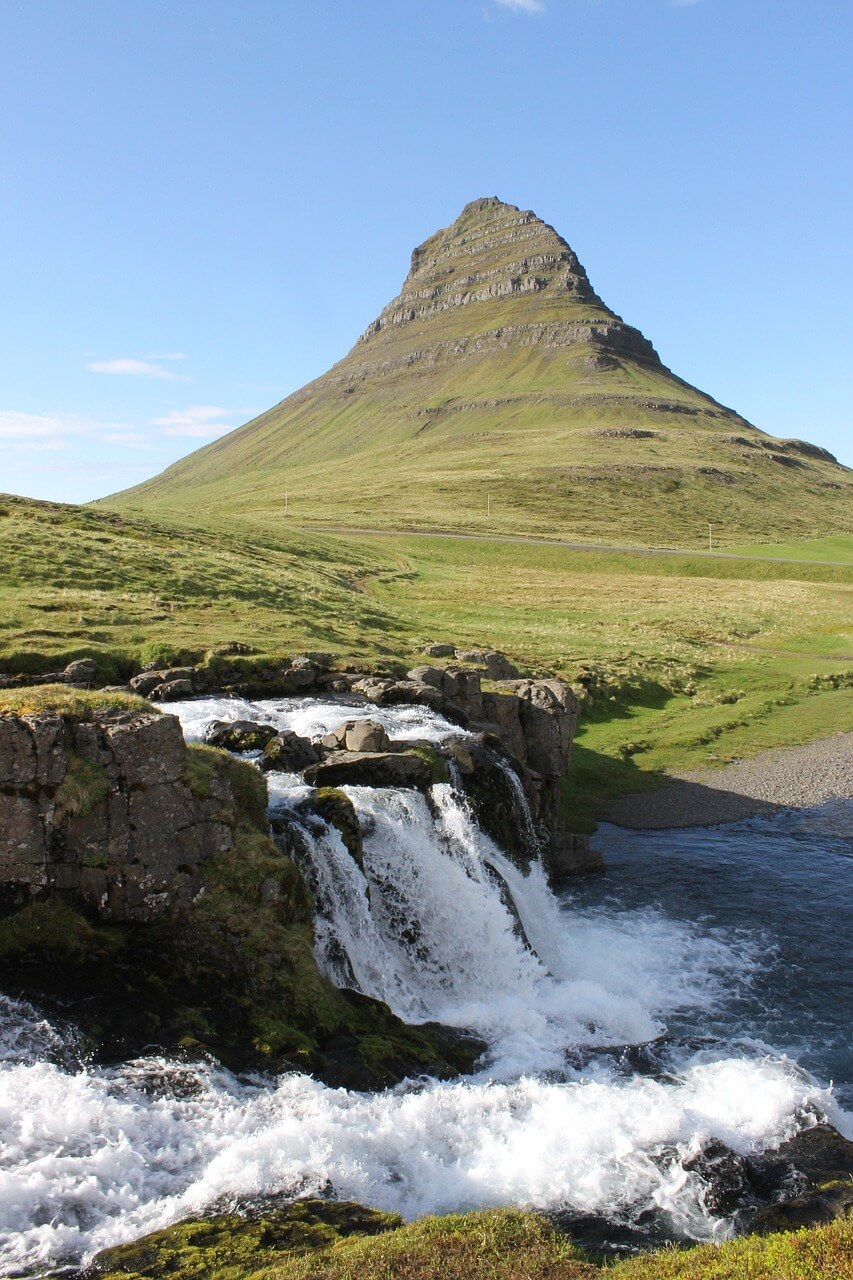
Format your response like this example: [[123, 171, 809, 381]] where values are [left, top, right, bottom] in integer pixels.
[[88, 357, 189, 380], [151, 404, 252, 439], [0, 409, 154, 451], [494, 0, 544, 13], [0, 410, 89, 449], [670, 0, 701, 6]]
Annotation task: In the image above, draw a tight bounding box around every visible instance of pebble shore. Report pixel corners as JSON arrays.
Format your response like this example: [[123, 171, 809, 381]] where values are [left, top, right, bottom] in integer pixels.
[[606, 732, 853, 829]]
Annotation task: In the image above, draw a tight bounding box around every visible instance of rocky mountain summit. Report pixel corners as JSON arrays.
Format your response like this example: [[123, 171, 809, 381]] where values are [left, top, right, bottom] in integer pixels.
[[111, 196, 851, 544], [354, 196, 659, 371]]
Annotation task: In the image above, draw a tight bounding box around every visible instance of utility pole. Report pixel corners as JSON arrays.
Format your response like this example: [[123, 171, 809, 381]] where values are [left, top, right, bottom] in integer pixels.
[[708, 522, 713, 552], [285, 491, 289, 517]]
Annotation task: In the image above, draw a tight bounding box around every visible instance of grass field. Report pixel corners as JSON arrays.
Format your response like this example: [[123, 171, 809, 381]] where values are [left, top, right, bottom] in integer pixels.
[[3, 494, 850, 827]]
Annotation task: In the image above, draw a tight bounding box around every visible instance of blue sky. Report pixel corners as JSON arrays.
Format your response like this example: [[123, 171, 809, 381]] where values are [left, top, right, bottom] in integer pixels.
[[1, 0, 851, 503]]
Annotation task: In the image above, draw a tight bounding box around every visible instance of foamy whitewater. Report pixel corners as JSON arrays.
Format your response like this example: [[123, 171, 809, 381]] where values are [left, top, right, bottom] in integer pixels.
[[1, 696, 850, 1276]]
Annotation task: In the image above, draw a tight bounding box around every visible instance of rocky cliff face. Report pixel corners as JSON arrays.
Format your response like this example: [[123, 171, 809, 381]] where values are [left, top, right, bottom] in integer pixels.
[[1, 710, 232, 921], [0, 702, 482, 1086], [355, 197, 661, 372]]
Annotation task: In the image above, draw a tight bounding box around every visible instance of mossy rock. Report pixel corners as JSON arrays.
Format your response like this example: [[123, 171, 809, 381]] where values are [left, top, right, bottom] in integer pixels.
[[300, 787, 364, 868], [87, 1199, 403, 1280], [406, 743, 451, 785], [0, 741, 481, 1087]]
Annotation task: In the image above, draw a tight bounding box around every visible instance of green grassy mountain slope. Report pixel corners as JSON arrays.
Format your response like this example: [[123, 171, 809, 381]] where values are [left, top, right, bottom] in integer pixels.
[[111, 196, 851, 543]]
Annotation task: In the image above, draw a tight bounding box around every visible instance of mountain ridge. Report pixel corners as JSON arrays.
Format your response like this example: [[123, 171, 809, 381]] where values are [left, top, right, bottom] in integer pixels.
[[107, 197, 850, 545]]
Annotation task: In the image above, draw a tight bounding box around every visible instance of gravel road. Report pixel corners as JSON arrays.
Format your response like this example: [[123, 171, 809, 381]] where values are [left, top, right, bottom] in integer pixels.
[[606, 732, 853, 829]]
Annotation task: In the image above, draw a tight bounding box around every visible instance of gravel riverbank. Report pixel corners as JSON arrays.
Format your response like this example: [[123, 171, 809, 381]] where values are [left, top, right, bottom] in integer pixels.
[[606, 732, 853, 829]]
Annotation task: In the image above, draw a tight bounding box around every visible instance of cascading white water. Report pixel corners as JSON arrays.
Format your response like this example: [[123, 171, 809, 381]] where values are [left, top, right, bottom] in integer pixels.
[[1, 695, 849, 1276]]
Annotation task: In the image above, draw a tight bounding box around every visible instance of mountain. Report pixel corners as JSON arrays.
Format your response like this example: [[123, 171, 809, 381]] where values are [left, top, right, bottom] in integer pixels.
[[109, 198, 851, 545]]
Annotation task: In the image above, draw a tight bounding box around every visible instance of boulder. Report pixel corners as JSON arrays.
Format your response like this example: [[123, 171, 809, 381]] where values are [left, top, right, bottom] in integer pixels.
[[129, 672, 165, 696], [290, 655, 316, 673], [150, 678, 194, 702], [300, 787, 364, 867], [548, 832, 605, 878], [406, 666, 445, 689], [62, 658, 98, 686], [320, 720, 395, 751], [205, 719, 279, 752], [303, 751, 433, 791], [161, 667, 196, 683], [350, 677, 394, 703], [512, 679, 578, 777], [259, 731, 319, 773], [455, 649, 520, 680], [749, 1124, 853, 1234], [422, 643, 454, 657], [344, 720, 392, 753], [104, 712, 187, 786]]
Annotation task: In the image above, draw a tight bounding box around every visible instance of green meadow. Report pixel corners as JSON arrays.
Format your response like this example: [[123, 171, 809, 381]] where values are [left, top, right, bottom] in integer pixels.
[[3, 495, 850, 827]]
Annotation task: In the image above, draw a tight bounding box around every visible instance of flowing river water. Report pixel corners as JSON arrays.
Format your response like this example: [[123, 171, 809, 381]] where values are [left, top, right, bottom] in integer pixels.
[[1, 696, 850, 1275]]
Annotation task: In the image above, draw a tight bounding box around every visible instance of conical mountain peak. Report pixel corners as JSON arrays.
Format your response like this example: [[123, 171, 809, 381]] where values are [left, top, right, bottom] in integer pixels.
[[115, 198, 851, 545], [360, 197, 612, 347]]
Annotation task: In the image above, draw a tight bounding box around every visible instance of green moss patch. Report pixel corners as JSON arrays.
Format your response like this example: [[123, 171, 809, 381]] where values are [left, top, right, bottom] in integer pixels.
[[406, 744, 451, 785], [54, 750, 109, 819]]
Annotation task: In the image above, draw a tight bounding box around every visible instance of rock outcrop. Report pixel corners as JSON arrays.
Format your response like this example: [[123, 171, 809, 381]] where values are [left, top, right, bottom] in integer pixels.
[[0, 709, 234, 921], [0, 703, 484, 1087]]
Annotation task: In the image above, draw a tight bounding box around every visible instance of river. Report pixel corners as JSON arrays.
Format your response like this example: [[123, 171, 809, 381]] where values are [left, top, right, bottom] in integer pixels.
[[0, 696, 849, 1275]]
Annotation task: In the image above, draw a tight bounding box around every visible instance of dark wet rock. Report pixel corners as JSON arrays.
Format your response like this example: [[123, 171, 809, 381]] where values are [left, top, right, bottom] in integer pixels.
[[731, 1124, 853, 1235], [303, 750, 432, 791], [683, 1141, 762, 1217], [204, 719, 279, 752], [300, 787, 364, 868], [447, 738, 533, 871], [549, 831, 605, 877], [259, 731, 319, 773], [749, 1183, 853, 1233]]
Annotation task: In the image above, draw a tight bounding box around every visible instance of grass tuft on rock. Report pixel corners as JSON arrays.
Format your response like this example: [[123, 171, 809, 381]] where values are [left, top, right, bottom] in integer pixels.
[[0, 684, 152, 718], [54, 751, 109, 818]]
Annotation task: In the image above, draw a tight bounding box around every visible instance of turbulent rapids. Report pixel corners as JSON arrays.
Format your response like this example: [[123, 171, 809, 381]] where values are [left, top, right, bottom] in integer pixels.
[[1, 696, 850, 1276]]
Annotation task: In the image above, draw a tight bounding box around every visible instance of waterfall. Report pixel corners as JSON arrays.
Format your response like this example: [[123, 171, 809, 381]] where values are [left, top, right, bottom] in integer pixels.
[[268, 767, 691, 1077], [487, 751, 543, 859], [2, 695, 849, 1274]]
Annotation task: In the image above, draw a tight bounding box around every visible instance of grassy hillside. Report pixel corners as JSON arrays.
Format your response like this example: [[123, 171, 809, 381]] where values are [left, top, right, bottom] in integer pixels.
[[107, 198, 852, 546], [2, 495, 850, 826]]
